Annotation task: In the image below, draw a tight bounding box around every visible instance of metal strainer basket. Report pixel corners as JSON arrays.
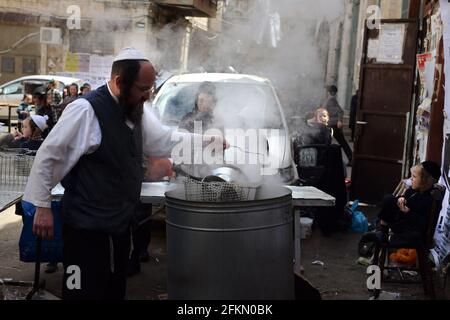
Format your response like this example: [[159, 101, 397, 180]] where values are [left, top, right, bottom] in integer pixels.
[[184, 178, 259, 202], [0, 151, 35, 189]]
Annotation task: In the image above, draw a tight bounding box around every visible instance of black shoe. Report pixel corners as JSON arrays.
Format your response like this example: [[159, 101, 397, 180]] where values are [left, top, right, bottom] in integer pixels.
[[126, 260, 141, 277], [140, 251, 150, 263], [44, 263, 58, 274], [370, 230, 388, 244]]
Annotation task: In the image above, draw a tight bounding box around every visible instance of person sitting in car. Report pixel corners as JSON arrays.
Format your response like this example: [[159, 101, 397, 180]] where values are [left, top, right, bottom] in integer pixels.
[[179, 82, 217, 133]]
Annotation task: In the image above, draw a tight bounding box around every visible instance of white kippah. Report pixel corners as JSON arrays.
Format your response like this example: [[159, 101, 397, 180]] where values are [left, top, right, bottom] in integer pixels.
[[30, 114, 48, 132], [113, 47, 149, 62]]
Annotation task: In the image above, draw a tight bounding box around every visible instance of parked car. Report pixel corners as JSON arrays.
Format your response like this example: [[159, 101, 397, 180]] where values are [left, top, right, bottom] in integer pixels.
[[151, 73, 297, 183], [0, 75, 83, 122]]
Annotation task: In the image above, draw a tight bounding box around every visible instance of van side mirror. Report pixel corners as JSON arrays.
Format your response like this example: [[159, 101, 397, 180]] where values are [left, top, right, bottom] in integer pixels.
[[0, 88, 3, 94]]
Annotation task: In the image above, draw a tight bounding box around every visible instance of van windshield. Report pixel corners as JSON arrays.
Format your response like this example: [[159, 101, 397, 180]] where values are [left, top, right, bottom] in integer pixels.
[[155, 82, 284, 130]]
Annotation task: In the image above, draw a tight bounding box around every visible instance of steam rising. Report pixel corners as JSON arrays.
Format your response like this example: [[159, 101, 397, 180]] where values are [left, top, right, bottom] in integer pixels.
[[188, 0, 345, 129]]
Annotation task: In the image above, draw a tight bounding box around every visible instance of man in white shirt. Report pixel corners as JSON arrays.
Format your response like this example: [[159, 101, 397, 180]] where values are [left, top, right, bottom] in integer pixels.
[[23, 48, 225, 299]]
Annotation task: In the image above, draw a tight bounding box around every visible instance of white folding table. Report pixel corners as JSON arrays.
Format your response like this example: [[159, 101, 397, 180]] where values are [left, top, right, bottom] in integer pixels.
[[284, 186, 336, 275]]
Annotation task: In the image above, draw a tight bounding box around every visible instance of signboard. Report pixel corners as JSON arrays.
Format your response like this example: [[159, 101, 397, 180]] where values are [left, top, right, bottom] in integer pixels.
[[61, 53, 114, 89]]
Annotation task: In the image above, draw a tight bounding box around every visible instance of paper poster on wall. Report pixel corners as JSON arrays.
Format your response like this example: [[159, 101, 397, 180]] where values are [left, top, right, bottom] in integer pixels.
[[417, 52, 434, 93], [367, 39, 379, 60], [440, 0, 450, 117], [61, 53, 113, 89], [425, 53, 436, 97], [64, 52, 78, 72], [77, 54, 90, 73], [434, 0, 450, 267], [377, 24, 406, 64]]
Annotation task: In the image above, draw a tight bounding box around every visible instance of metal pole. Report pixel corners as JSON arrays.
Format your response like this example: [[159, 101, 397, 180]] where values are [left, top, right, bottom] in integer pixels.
[[26, 237, 42, 300], [294, 207, 302, 276]]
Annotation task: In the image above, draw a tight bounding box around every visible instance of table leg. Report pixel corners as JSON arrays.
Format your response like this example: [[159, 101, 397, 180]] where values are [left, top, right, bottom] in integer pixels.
[[8, 105, 12, 133], [294, 207, 301, 276]]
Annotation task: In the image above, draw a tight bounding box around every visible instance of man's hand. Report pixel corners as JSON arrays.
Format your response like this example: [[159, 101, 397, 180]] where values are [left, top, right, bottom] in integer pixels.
[[337, 121, 343, 129], [147, 157, 173, 181], [33, 207, 54, 240], [203, 136, 230, 150]]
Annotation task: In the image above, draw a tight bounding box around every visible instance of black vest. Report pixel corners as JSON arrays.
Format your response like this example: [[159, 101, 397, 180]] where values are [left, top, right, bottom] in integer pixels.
[[61, 85, 143, 235]]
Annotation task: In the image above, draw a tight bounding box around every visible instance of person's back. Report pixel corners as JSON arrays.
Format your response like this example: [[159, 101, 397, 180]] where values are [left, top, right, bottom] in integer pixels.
[[301, 123, 331, 146], [324, 85, 352, 164], [325, 95, 343, 128]]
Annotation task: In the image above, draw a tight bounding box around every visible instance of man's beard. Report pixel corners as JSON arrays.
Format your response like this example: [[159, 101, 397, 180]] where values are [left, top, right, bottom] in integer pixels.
[[119, 96, 144, 124]]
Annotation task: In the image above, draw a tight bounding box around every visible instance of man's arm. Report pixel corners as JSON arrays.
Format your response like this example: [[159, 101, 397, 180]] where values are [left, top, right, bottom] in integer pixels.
[[142, 106, 192, 157], [23, 98, 100, 207], [141, 106, 228, 159], [23, 98, 101, 239]]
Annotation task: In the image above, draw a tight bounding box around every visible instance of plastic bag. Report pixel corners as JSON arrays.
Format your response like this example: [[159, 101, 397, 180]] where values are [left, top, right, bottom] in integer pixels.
[[348, 200, 369, 233], [389, 249, 417, 265], [19, 200, 63, 263]]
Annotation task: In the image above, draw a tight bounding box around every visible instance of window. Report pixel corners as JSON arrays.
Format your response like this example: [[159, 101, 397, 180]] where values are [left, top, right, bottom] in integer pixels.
[[2, 81, 23, 95], [69, 30, 114, 55], [23, 58, 37, 74], [157, 82, 283, 129], [1, 57, 15, 73]]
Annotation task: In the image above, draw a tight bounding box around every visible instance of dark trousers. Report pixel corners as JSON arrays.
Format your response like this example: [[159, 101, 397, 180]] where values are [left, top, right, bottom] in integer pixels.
[[62, 224, 131, 300], [378, 195, 405, 227], [130, 203, 152, 262], [332, 126, 352, 162]]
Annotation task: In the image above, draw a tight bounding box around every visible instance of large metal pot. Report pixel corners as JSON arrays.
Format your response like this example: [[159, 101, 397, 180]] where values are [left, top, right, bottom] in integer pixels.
[[174, 163, 261, 185], [165, 185, 294, 300]]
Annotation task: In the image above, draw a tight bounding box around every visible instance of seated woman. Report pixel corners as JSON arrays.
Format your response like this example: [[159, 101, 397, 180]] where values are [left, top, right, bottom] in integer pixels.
[[372, 161, 441, 246], [179, 81, 217, 133]]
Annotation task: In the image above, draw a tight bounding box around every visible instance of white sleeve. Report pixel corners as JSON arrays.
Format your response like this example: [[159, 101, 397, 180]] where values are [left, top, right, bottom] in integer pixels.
[[142, 106, 190, 157], [22, 99, 101, 208]]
